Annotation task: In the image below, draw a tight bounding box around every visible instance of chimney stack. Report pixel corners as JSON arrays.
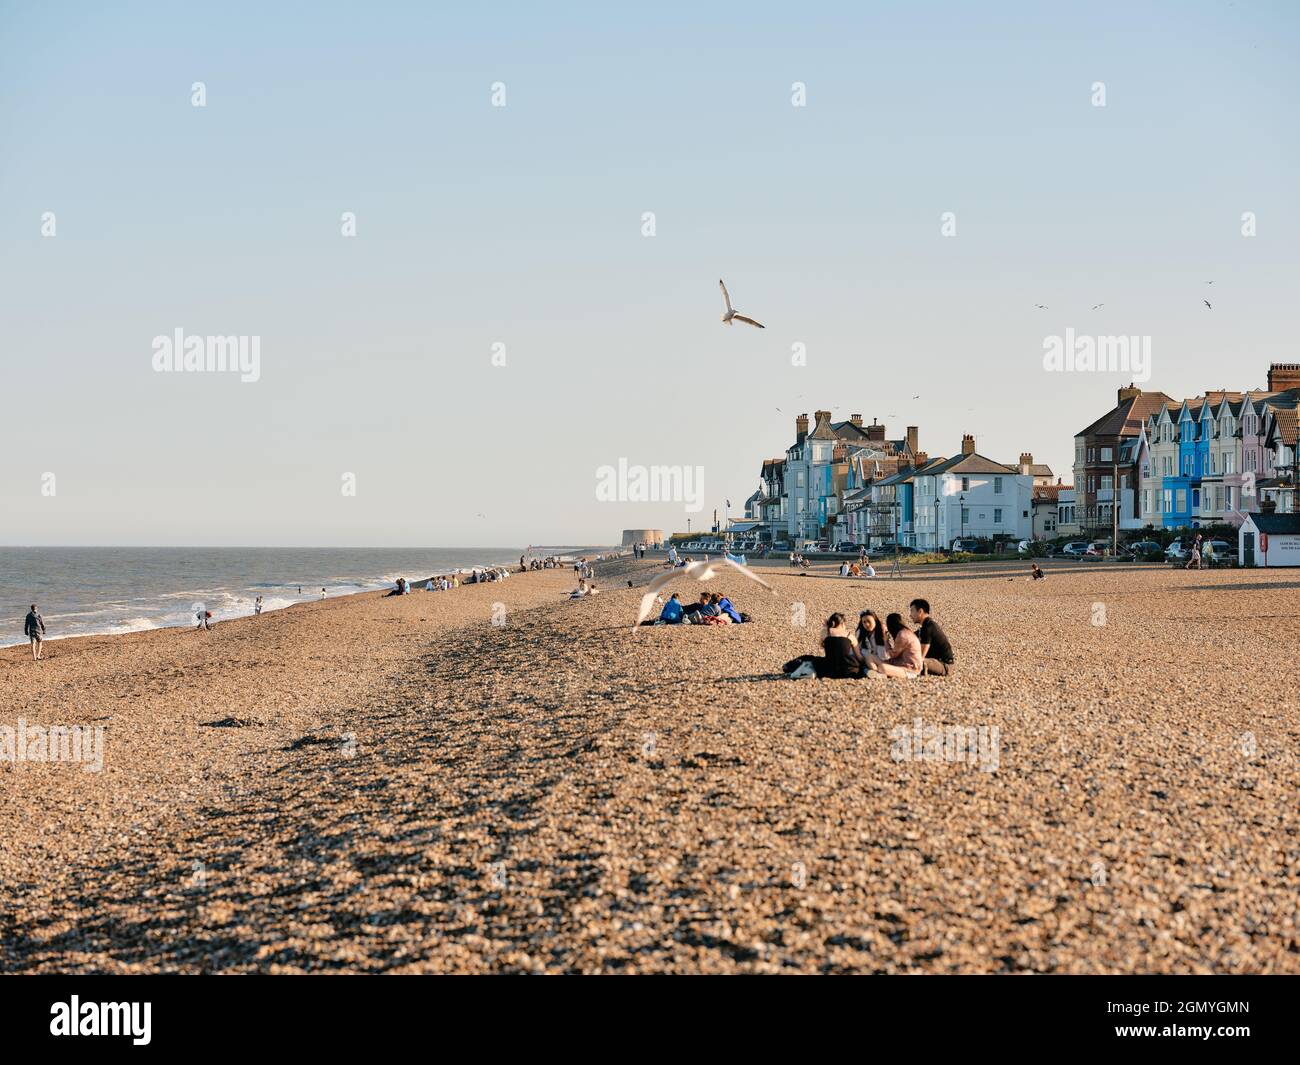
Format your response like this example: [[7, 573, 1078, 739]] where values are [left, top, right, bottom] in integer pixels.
[[866, 419, 886, 442], [849, 413, 863, 427], [1118, 383, 1142, 405], [1019, 452, 1033, 475], [796, 413, 809, 444], [961, 434, 976, 456], [832, 442, 848, 462], [814, 409, 832, 428], [913, 451, 929, 468], [1267, 363, 1300, 393], [906, 425, 919, 454]]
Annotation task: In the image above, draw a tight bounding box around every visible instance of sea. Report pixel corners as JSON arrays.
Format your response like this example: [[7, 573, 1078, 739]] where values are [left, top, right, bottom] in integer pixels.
[[0, 546, 609, 647]]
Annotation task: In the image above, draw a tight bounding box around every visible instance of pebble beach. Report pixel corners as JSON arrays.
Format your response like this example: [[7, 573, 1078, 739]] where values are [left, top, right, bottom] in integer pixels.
[[2, 556, 1297, 974]]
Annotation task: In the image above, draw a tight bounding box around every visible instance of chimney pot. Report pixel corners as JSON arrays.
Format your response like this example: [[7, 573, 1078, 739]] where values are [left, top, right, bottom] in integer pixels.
[[961, 434, 975, 456]]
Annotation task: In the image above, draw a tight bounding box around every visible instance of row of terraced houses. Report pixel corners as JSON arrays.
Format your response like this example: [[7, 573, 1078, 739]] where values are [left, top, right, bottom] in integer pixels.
[[1073, 363, 1300, 536], [737, 410, 1069, 550]]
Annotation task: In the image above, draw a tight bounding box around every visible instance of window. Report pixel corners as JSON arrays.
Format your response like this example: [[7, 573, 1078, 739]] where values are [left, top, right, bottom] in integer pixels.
[[1176, 489, 1186, 512], [961, 476, 969, 491], [1101, 475, 1112, 490], [1101, 447, 1112, 461], [994, 508, 1003, 523], [961, 507, 970, 524], [1192, 488, 1200, 510], [1088, 448, 1095, 461], [1163, 489, 1172, 512], [1225, 453, 1234, 474], [994, 477, 1003, 494]]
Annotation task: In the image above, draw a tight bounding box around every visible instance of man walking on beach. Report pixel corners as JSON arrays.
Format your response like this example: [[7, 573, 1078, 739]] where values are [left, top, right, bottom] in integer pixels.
[[25, 603, 45, 661]]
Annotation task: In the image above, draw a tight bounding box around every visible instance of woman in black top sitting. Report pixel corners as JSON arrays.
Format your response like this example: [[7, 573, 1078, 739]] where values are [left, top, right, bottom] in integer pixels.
[[783, 613, 864, 679]]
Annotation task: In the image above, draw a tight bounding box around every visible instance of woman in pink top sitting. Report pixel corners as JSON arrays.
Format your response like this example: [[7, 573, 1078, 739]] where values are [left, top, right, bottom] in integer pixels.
[[864, 612, 923, 679]]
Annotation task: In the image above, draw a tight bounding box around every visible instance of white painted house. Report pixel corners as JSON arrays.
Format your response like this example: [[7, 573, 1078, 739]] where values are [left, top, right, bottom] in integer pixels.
[[908, 436, 1034, 549]]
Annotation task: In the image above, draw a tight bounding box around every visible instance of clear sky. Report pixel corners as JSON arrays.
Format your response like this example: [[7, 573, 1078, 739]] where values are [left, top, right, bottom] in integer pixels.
[[2, 1, 1297, 546]]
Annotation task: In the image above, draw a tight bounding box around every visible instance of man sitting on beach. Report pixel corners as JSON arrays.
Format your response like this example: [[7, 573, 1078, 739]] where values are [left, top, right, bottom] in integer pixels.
[[24, 603, 45, 661], [682, 592, 711, 621], [910, 598, 955, 676]]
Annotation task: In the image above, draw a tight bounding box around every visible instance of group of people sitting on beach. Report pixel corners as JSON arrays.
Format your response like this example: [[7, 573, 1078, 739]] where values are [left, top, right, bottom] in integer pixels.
[[522, 555, 566, 571], [782, 598, 954, 680], [569, 578, 600, 599], [644, 590, 750, 625], [838, 559, 876, 578]]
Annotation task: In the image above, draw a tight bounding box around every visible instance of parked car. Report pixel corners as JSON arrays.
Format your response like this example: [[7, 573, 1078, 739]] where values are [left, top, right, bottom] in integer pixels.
[[1016, 539, 1032, 554], [871, 543, 920, 556], [834, 541, 861, 553], [1085, 540, 1110, 557], [1165, 539, 1189, 561], [1126, 540, 1163, 560], [1202, 539, 1234, 565], [1060, 541, 1090, 558], [950, 538, 990, 553]]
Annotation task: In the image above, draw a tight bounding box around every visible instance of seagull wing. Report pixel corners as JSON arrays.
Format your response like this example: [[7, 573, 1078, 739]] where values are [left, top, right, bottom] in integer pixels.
[[732, 314, 765, 329], [635, 591, 660, 627], [635, 567, 689, 626], [724, 557, 775, 592], [1204, 300, 1212, 309], [719, 279, 733, 314]]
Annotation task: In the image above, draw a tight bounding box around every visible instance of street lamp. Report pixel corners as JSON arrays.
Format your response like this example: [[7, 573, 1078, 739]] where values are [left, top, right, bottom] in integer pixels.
[[959, 494, 966, 544], [934, 495, 940, 551]]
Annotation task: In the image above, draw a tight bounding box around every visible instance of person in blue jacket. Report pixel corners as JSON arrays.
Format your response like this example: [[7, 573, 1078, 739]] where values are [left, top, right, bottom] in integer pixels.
[[658, 593, 684, 624]]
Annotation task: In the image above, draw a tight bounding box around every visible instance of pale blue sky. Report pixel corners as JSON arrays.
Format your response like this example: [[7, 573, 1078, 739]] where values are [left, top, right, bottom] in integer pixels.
[[2, 1, 1297, 545]]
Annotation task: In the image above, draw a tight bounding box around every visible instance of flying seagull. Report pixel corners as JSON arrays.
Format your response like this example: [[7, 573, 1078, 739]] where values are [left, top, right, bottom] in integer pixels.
[[1033, 304, 1049, 310], [1204, 300, 1212, 310], [1092, 303, 1104, 310], [634, 557, 775, 627], [719, 279, 765, 328]]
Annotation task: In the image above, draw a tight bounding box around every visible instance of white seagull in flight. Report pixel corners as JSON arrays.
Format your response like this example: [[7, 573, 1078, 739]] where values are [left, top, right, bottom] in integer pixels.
[[719, 279, 765, 328], [634, 557, 775, 627]]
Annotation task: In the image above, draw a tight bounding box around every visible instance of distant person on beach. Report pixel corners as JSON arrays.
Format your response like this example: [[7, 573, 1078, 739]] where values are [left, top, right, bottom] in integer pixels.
[[254, 595, 264, 615], [1185, 534, 1202, 570], [864, 613, 922, 679], [783, 613, 862, 679], [196, 609, 211, 632], [910, 599, 954, 677], [24, 603, 45, 661], [320, 587, 327, 600], [569, 579, 589, 599], [1031, 563, 1044, 580], [864, 561, 876, 577]]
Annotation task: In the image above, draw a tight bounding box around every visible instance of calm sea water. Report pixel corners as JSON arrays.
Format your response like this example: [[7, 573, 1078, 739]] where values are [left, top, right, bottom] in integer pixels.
[[0, 546, 608, 646]]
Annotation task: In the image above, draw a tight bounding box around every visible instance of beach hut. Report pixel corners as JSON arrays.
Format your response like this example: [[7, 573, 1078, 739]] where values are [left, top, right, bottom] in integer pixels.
[[1239, 512, 1300, 567]]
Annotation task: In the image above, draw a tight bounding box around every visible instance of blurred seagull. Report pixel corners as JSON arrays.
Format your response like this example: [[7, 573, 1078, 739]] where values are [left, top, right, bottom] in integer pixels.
[[634, 557, 775, 627], [719, 279, 765, 328], [1033, 304, 1049, 310], [1092, 303, 1104, 310], [1204, 300, 1212, 310]]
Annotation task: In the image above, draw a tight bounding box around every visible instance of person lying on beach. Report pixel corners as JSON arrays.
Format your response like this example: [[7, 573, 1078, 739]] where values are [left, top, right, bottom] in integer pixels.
[[717, 594, 744, 623], [569, 579, 589, 599], [697, 593, 731, 624], [856, 609, 887, 656], [783, 613, 862, 679], [24, 603, 45, 661], [910, 598, 954, 676], [863, 613, 922, 679]]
